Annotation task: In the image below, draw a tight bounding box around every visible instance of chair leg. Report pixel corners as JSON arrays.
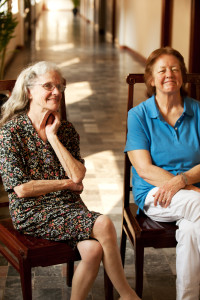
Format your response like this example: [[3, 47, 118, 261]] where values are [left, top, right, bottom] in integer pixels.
[[120, 226, 127, 267], [104, 269, 113, 300], [134, 241, 144, 299], [19, 258, 32, 300], [66, 261, 74, 287]]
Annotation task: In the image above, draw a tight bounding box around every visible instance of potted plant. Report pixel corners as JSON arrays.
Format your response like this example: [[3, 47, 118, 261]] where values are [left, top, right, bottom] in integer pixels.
[[0, 0, 18, 79], [71, 0, 80, 16]]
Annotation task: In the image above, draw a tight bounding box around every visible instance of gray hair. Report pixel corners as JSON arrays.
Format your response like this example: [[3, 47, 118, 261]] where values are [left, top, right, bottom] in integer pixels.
[[0, 61, 64, 127]]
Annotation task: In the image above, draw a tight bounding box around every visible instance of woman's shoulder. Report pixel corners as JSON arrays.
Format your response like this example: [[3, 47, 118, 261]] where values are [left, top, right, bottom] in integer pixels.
[[58, 120, 80, 144], [0, 114, 28, 133], [128, 96, 154, 116], [59, 120, 78, 135], [61, 119, 72, 125], [60, 120, 75, 129], [184, 96, 200, 112], [185, 96, 200, 105]]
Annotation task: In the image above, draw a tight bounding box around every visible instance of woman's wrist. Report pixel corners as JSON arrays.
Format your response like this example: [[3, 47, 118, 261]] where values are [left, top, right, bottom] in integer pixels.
[[177, 172, 188, 187], [46, 132, 58, 143]]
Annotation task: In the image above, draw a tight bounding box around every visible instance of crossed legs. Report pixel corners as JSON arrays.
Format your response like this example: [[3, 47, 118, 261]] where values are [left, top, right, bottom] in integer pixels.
[[70, 215, 140, 300], [70, 239, 103, 300], [91, 215, 140, 300]]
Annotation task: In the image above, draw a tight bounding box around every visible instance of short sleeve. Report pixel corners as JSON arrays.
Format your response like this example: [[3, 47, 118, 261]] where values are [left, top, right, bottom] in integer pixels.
[[0, 126, 30, 191], [58, 121, 85, 165], [124, 108, 150, 152]]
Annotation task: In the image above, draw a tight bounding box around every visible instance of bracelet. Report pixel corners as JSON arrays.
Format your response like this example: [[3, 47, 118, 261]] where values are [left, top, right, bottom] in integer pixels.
[[178, 172, 188, 186]]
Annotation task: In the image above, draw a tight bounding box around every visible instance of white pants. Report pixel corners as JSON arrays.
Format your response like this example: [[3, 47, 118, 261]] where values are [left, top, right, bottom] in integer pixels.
[[144, 187, 200, 300]]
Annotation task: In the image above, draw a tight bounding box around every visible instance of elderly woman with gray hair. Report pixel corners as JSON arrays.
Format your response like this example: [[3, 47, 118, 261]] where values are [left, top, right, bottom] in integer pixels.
[[0, 61, 140, 300]]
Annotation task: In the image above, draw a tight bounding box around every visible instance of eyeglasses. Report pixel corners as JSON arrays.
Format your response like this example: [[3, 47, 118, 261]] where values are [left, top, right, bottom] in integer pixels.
[[28, 82, 66, 92]]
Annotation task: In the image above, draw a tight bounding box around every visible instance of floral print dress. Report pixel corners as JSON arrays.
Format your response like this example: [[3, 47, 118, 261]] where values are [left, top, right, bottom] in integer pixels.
[[0, 114, 100, 248]]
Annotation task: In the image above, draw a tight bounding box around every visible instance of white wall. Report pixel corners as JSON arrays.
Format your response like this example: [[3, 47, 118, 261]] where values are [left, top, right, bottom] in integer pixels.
[[5, 0, 44, 68], [34, 1, 44, 21], [118, 0, 162, 59], [45, 0, 73, 10], [5, 7, 21, 68], [80, 0, 94, 23], [171, 0, 191, 69], [80, 0, 162, 60]]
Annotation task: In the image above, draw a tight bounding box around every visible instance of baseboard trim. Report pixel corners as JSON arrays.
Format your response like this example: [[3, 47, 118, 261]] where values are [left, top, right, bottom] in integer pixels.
[[120, 46, 146, 66]]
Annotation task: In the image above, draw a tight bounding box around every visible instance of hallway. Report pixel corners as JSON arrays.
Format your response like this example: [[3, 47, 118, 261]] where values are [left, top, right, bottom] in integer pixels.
[[0, 10, 176, 300]]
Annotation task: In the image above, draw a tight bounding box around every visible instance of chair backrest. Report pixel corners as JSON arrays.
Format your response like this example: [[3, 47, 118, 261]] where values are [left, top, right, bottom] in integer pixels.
[[0, 79, 67, 208], [0, 80, 16, 106], [124, 73, 200, 209], [0, 80, 16, 94]]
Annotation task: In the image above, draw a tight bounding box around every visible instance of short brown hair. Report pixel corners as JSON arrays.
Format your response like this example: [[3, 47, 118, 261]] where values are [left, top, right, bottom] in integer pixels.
[[144, 47, 187, 97]]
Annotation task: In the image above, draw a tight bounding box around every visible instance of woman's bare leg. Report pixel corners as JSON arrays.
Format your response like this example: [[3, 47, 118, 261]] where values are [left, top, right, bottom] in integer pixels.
[[70, 239, 103, 300], [91, 215, 141, 300]]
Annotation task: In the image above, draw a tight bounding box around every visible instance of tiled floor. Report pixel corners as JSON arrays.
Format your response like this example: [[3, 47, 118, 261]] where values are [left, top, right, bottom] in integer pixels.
[[0, 10, 177, 300]]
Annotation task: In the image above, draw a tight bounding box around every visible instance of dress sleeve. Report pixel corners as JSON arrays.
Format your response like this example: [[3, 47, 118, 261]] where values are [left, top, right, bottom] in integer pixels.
[[0, 126, 30, 191], [124, 108, 150, 152], [59, 121, 85, 165]]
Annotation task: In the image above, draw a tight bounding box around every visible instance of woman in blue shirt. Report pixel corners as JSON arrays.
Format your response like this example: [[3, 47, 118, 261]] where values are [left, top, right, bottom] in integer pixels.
[[125, 47, 200, 300]]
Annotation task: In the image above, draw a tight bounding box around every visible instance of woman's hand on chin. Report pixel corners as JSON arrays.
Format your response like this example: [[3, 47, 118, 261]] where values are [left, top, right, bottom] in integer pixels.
[[37, 110, 52, 129], [45, 111, 61, 139]]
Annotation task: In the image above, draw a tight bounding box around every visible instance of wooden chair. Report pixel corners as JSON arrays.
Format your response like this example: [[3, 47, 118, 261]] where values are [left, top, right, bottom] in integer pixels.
[[120, 73, 200, 298], [0, 79, 113, 300]]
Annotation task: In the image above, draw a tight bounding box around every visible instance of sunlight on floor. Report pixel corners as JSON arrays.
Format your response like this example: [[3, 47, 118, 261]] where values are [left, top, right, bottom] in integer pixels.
[[82, 150, 123, 215], [65, 81, 93, 104], [58, 58, 81, 69], [48, 43, 75, 51]]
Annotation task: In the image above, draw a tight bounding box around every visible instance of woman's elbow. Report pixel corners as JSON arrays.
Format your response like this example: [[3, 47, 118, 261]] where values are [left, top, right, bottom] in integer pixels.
[[71, 167, 86, 183], [137, 167, 149, 180], [14, 183, 31, 198], [14, 185, 26, 198]]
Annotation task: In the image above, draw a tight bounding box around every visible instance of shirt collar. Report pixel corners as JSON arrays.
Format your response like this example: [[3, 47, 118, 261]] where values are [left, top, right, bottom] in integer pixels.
[[146, 95, 160, 119], [183, 97, 194, 117], [147, 95, 194, 119]]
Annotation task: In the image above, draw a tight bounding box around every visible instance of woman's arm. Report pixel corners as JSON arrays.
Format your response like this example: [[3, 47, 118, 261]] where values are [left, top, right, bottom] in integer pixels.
[[128, 149, 174, 186], [126, 104, 200, 208], [183, 165, 200, 186], [45, 113, 86, 183], [127, 149, 198, 207], [14, 179, 83, 198]]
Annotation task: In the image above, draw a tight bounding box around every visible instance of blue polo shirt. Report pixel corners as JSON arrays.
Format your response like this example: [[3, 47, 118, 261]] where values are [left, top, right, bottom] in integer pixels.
[[124, 95, 200, 211]]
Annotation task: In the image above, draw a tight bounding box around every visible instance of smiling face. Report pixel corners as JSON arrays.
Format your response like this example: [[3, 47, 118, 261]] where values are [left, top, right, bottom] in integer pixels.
[[151, 54, 183, 97], [28, 70, 63, 113]]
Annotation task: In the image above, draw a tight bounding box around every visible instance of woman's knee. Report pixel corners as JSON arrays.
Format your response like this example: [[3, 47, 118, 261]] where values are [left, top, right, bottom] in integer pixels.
[[92, 215, 117, 243], [78, 240, 103, 264]]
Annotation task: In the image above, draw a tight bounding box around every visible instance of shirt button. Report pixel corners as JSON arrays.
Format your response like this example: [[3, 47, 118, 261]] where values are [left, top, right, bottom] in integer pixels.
[[175, 127, 178, 130]]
